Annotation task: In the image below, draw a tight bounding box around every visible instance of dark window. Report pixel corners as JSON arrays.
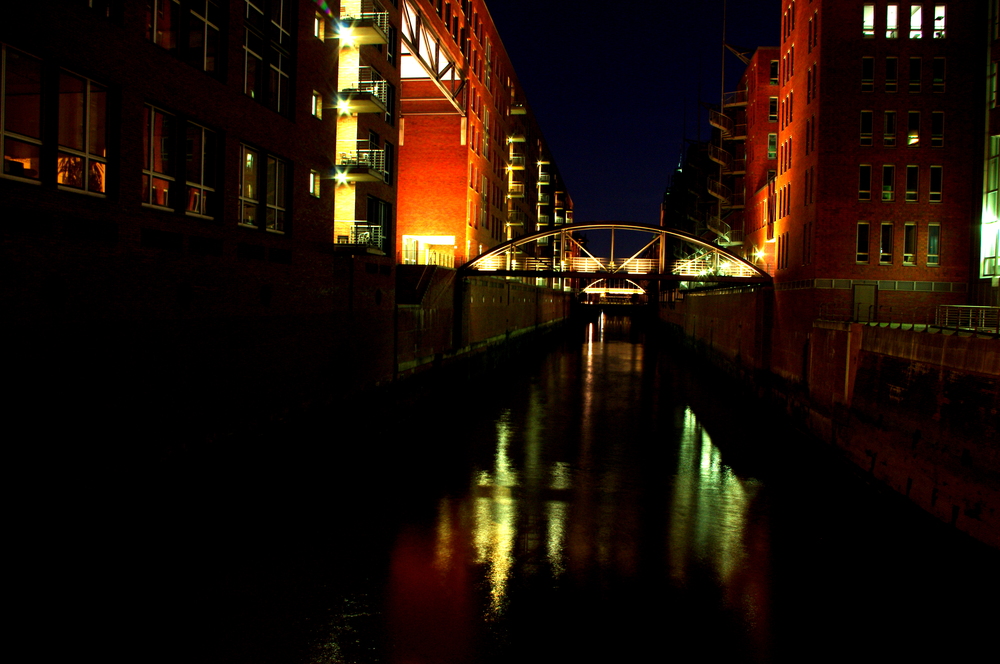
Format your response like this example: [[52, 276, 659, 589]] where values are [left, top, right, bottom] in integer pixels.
[[146, 0, 223, 74], [1, 45, 43, 181], [243, 0, 293, 115]]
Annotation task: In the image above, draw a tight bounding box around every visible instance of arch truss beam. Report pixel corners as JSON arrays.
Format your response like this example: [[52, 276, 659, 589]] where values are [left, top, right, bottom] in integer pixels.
[[400, 0, 466, 114], [462, 222, 770, 284]]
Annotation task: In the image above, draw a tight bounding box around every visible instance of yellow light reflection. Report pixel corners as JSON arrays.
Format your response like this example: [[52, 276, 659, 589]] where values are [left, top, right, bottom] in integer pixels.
[[471, 411, 520, 617], [668, 407, 759, 588]]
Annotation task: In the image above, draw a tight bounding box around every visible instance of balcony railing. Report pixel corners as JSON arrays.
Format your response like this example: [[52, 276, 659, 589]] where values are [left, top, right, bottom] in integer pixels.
[[723, 89, 748, 106], [936, 305, 1000, 333], [337, 70, 388, 113], [508, 182, 525, 198], [337, 4, 389, 45], [509, 154, 525, 169], [336, 149, 386, 181]]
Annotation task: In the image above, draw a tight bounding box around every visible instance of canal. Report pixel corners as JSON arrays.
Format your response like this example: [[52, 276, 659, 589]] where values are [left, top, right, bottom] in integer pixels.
[[147, 314, 998, 663]]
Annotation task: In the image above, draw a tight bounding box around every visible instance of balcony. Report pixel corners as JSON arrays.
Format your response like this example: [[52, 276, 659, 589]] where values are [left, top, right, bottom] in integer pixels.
[[726, 158, 746, 175], [335, 149, 386, 182], [507, 132, 526, 143], [508, 182, 525, 198], [723, 89, 748, 107], [507, 210, 526, 227], [336, 7, 389, 46], [538, 192, 551, 205], [336, 75, 388, 114], [537, 172, 551, 184], [510, 103, 526, 115], [508, 153, 525, 170], [709, 110, 746, 140], [708, 144, 731, 169], [335, 222, 385, 250]]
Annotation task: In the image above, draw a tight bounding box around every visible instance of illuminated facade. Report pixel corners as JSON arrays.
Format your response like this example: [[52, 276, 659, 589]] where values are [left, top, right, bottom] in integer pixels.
[[0, 0, 411, 413], [982, 1, 1000, 302], [395, 0, 573, 267], [729, 2, 986, 322]]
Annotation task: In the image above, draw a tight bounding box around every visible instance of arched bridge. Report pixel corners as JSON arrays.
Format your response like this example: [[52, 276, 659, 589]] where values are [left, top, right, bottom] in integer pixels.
[[461, 222, 771, 285]]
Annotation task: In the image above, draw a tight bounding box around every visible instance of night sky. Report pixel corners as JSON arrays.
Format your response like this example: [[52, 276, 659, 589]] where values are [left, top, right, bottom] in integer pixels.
[[487, 0, 780, 226]]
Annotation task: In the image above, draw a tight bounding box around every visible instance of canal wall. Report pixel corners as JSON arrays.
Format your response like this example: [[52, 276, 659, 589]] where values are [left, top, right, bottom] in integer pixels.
[[396, 265, 572, 379], [661, 290, 1000, 547]]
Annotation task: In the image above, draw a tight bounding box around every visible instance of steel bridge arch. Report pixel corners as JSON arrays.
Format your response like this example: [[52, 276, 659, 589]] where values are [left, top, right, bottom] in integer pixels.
[[462, 222, 770, 283]]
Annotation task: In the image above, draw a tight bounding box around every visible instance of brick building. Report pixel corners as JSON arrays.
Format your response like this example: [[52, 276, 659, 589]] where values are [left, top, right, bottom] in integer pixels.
[[396, 0, 572, 268], [697, 1, 992, 381]]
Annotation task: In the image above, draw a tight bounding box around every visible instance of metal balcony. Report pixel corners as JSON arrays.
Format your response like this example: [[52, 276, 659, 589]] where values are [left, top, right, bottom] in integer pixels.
[[708, 144, 732, 169], [707, 178, 732, 202], [335, 149, 386, 182], [709, 110, 746, 140], [507, 132, 526, 143], [510, 103, 527, 115], [509, 153, 525, 170], [723, 89, 748, 107], [336, 75, 388, 114], [336, 8, 389, 46], [726, 158, 746, 175], [508, 182, 525, 198]]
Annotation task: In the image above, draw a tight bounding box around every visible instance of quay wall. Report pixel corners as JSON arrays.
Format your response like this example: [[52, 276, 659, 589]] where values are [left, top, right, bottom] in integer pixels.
[[397, 266, 572, 378], [661, 290, 1000, 547]]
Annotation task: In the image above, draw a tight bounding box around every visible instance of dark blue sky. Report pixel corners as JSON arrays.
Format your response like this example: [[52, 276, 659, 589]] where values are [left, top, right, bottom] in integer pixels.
[[487, 0, 780, 226]]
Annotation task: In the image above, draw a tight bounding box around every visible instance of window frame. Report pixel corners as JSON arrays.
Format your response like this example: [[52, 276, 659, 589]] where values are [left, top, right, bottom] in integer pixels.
[[859, 164, 872, 200], [238, 141, 289, 233], [857, 222, 871, 263], [57, 70, 108, 195], [882, 164, 895, 201], [1, 44, 44, 183], [880, 222, 894, 264]]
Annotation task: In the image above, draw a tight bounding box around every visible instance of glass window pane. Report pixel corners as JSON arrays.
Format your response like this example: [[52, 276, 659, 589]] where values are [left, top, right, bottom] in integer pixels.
[[4, 48, 43, 139], [58, 73, 86, 151]]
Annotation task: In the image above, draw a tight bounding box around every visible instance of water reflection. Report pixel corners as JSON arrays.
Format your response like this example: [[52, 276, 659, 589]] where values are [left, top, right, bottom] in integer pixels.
[[387, 315, 769, 660]]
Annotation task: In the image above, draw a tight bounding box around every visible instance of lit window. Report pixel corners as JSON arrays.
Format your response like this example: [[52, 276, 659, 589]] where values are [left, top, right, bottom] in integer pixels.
[[185, 123, 216, 217], [309, 169, 321, 198], [240, 145, 259, 227], [240, 144, 287, 232], [933, 5, 946, 38], [927, 224, 941, 265], [931, 112, 943, 147], [770, 97, 778, 122], [882, 164, 895, 201], [908, 111, 920, 147], [312, 91, 323, 119], [1, 45, 43, 181], [904, 224, 917, 264], [768, 133, 777, 160], [142, 105, 175, 208], [861, 111, 873, 146], [884, 111, 897, 147], [929, 165, 942, 202], [886, 57, 898, 92], [880, 223, 894, 263], [863, 4, 875, 37], [906, 165, 919, 202], [57, 71, 107, 194], [857, 222, 871, 263], [859, 164, 872, 200], [314, 11, 326, 39], [887, 5, 899, 38], [910, 4, 923, 38]]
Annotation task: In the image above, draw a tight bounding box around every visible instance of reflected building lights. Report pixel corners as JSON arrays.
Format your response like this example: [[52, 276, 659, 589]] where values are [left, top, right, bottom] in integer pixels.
[[669, 407, 757, 588]]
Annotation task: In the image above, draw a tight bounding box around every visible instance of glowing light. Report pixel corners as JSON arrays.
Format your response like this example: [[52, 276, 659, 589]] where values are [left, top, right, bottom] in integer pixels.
[[335, 172, 349, 184]]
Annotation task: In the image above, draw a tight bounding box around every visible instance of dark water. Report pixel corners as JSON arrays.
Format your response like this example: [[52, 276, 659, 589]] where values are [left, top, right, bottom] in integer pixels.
[[135, 314, 997, 663]]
